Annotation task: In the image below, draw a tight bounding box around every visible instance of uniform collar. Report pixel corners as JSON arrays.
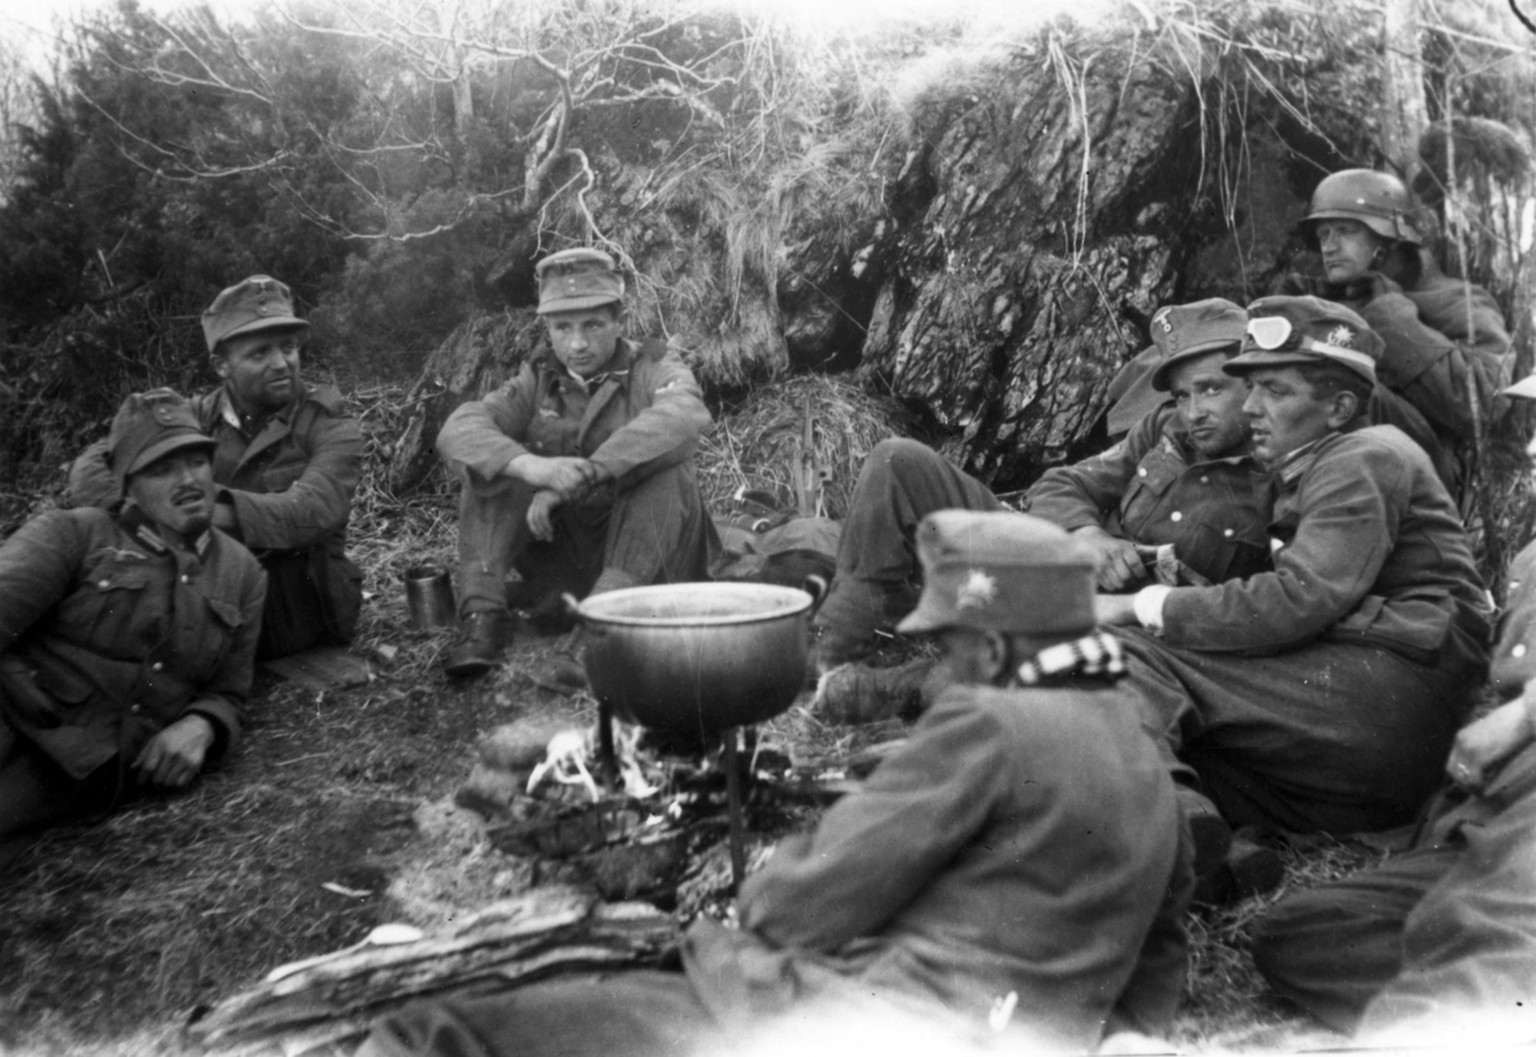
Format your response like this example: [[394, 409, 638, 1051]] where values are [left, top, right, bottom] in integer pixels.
[[217, 381, 304, 435], [544, 339, 635, 392], [119, 505, 212, 557], [1273, 434, 1332, 485]]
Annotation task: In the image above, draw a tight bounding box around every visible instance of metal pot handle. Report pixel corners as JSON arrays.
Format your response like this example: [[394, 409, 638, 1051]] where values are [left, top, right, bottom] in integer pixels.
[[801, 573, 830, 617]]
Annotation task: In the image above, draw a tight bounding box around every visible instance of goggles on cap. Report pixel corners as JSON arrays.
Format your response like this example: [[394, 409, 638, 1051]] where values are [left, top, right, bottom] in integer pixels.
[[1245, 316, 1376, 376]]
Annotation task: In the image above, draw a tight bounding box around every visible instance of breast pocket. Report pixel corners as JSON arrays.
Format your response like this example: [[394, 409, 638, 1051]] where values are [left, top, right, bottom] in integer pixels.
[[1117, 453, 1181, 538], [60, 562, 156, 653]]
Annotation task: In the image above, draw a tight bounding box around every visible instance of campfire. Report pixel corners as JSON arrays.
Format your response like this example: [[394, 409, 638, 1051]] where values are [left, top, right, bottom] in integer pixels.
[[187, 710, 901, 1056]]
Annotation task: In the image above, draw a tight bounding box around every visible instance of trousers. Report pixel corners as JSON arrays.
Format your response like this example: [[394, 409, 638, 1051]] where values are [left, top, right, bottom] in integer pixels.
[[455, 463, 716, 615], [815, 439, 1001, 641], [1117, 628, 1467, 834], [1252, 744, 1536, 1043]]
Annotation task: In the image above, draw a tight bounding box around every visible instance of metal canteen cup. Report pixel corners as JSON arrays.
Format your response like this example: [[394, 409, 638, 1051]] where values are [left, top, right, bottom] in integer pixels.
[[404, 564, 456, 630]]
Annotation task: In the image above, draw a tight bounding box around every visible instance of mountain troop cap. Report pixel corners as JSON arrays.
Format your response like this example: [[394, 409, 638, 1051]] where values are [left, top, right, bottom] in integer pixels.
[[1149, 298, 1250, 391], [108, 388, 215, 483], [201, 275, 309, 353], [1223, 295, 1382, 383], [536, 248, 626, 315], [896, 510, 1100, 636]]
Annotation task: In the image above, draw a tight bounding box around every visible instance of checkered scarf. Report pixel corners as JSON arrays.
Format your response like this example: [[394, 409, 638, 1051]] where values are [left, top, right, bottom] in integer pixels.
[[1013, 631, 1126, 686]]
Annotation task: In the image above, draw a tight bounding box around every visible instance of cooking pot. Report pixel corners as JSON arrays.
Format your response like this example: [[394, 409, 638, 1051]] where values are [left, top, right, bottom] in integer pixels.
[[565, 582, 814, 737]]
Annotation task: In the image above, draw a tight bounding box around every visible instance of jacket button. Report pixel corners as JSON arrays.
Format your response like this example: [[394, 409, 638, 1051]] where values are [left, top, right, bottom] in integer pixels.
[[151, 662, 164, 672], [1170, 511, 1183, 522], [1200, 476, 1210, 484], [1223, 528, 1234, 538], [180, 575, 191, 584], [129, 704, 142, 714], [98, 579, 111, 589], [1137, 467, 1148, 477], [1514, 644, 1528, 658]]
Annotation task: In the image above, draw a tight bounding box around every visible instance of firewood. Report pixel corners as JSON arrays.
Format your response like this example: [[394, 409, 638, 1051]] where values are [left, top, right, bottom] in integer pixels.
[[187, 886, 677, 1055]]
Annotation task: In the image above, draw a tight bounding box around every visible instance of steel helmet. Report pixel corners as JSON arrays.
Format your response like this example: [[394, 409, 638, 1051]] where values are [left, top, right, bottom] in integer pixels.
[[1300, 169, 1421, 248]]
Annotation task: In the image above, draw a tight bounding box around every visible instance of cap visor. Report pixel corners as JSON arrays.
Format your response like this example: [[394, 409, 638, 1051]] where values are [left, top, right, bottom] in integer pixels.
[[219, 317, 309, 345], [1150, 341, 1241, 390], [1505, 373, 1536, 400], [126, 433, 216, 476], [537, 294, 622, 316], [1221, 349, 1320, 375]]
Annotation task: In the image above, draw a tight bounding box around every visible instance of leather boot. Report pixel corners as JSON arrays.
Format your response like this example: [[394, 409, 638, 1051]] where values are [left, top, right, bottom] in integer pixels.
[[811, 657, 939, 725], [444, 610, 513, 678]]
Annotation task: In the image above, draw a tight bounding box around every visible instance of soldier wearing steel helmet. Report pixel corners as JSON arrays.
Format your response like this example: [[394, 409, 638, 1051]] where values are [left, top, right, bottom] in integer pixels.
[[435, 248, 716, 677], [1281, 168, 1512, 497]]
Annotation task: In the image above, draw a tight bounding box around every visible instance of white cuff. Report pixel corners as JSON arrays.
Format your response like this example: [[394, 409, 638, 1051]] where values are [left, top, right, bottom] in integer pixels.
[[1133, 585, 1173, 633]]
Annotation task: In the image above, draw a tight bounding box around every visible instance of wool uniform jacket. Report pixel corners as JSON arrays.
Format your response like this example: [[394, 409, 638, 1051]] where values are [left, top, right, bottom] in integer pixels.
[[69, 382, 364, 558], [1157, 422, 1491, 672], [0, 507, 265, 781], [67, 382, 364, 654], [1026, 405, 1271, 586], [1347, 255, 1510, 444], [436, 338, 711, 495], [682, 674, 1191, 1050]]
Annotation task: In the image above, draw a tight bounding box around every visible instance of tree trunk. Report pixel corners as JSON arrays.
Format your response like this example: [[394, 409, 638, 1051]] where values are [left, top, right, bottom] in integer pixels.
[[1381, 0, 1427, 177]]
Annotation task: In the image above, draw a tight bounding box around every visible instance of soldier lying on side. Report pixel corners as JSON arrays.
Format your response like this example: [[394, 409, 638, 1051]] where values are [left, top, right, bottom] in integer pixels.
[[0, 390, 265, 869]]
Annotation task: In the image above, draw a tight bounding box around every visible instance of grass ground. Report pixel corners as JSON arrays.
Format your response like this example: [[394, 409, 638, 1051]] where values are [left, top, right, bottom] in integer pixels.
[[0, 385, 1380, 1056]]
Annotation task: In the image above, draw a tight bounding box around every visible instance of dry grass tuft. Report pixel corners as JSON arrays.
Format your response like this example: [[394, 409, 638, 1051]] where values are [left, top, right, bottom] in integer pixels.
[[698, 373, 909, 519], [1174, 835, 1383, 1050]]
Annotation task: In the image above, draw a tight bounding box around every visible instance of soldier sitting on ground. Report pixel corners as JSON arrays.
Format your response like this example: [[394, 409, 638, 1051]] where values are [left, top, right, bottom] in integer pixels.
[[810, 299, 1267, 722], [0, 390, 265, 869], [67, 276, 365, 659], [435, 248, 717, 678], [356, 511, 1192, 1057], [1249, 366, 1536, 1049], [1095, 296, 1492, 875]]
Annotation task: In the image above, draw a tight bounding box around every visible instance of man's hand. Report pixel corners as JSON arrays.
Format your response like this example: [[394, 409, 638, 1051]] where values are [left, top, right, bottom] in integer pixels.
[[133, 713, 216, 789], [527, 489, 562, 542], [212, 501, 239, 533], [1094, 594, 1140, 627], [508, 455, 598, 500], [1446, 693, 1536, 793], [1073, 526, 1147, 591]]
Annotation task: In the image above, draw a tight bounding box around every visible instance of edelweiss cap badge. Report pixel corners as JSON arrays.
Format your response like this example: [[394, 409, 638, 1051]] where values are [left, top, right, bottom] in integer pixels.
[[1327, 325, 1356, 348], [955, 569, 998, 610]]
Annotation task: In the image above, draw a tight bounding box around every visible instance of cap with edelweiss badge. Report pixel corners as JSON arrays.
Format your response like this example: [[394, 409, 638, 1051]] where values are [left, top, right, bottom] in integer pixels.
[[536, 248, 626, 315], [201, 275, 309, 353], [1224, 295, 1382, 383], [896, 510, 1100, 636], [1149, 298, 1249, 391], [108, 388, 216, 483]]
